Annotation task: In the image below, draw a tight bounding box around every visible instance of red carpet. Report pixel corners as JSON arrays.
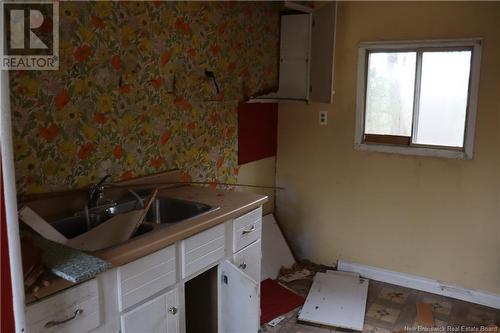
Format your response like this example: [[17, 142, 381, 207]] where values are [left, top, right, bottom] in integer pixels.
[[260, 279, 305, 325]]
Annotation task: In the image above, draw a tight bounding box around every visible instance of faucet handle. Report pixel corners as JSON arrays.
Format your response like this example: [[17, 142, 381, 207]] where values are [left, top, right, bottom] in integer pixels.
[[96, 174, 112, 187], [88, 174, 112, 208]]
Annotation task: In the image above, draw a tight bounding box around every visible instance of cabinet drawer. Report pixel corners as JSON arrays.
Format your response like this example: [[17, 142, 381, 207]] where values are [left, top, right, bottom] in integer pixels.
[[181, 223, 225, 278], [26, 279, 100, 333], [118, 245, 176, 311], [233, 239, 261, 283], [232, 207, 262, 253]]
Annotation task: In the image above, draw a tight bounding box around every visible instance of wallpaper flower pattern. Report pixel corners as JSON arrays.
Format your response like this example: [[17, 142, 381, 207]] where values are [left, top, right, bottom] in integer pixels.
[[10, 1, 279, 194]]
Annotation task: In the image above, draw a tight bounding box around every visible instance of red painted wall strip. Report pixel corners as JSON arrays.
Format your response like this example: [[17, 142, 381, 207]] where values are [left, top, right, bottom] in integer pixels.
[[1, 162, 15, 333], [238, 102, 278, 165]]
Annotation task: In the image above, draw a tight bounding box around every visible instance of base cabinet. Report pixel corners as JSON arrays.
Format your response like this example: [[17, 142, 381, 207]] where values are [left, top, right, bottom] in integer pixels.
[[116, 208, 262, 333], [56, 206, 264, 333], [120, 287, 180, 333]]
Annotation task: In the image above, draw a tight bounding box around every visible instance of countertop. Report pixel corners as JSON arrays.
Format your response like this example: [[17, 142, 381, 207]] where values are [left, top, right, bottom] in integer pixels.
[[25, 185, 267, 304]]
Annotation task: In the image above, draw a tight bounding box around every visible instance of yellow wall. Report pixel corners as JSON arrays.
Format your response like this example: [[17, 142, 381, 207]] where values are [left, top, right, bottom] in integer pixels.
[[276, 2, 500, 293], [237, 157, 276, 215]]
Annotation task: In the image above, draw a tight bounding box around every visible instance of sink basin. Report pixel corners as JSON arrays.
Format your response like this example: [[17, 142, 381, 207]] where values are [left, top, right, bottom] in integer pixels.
[[147, 196, 218, 224], [48, 194, 218, 242], [50, 215, 154, 240]]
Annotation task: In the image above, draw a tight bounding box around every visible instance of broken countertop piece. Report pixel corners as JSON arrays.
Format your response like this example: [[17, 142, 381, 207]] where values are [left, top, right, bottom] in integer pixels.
[[23, 232, 112, 283]]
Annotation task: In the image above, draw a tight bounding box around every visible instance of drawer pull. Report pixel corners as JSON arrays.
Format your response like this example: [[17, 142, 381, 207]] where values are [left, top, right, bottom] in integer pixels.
[[44, 309, 83, 328], [242, 225, 255, 235], [168, 306, 178, 315], [239, 262, 247, 269]]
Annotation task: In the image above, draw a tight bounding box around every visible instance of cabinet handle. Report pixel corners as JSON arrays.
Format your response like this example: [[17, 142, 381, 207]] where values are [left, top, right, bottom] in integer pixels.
[[44, 309, 83, 328], [242, 225, 255, 235], [239, 262, 247, 269], [168, 306, 178, 315]]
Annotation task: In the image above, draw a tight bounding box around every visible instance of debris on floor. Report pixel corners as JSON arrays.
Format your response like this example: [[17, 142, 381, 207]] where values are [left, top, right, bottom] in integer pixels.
[[298, 270, 369, 331], [416, 302, 435, 327], [260, 278, 305, 325], [267, 316, 286, 327], [279, 268, 313, 283], [260, 261, 500, 333], [21, 236, 51, 297], [278, 261, 335, 283], [261, 214, 296, 281]]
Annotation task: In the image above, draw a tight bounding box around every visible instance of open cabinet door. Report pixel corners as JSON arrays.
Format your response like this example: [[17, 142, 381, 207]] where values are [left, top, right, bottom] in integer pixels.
[[310, 2, 336, 103], [278, 14, 312, 100], [218, 260, 260, 333], [258, 13, 312, 101]]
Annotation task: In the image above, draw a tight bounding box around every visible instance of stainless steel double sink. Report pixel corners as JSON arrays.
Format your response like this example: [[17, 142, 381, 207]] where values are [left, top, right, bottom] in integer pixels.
[[50, 193, 219, 240]]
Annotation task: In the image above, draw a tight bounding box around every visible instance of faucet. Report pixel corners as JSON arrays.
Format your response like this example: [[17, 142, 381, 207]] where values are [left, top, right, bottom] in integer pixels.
[[88, 174, 112, 209]]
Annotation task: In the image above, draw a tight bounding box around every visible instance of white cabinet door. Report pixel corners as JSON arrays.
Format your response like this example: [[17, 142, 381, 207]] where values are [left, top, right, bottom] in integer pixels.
[[233, 240, 261, 284], [121, 287, 180, 333], [250, 4, 337, 104], [218, 260, 260, 333], [310, 2, 336, 103], [258, 13, 312, 101], [278, 13, 312, 100], [118, 245, 177, 311]]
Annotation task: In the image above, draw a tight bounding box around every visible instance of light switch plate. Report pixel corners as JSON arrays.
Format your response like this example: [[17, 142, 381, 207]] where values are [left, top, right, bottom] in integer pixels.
[[319, 111, 328, 125]]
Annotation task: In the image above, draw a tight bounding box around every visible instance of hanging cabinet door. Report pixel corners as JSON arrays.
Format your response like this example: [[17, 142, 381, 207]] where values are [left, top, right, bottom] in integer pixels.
[[310, 2, 337, 103], [218, 260, 260, 333], [278, 13, 312, 100], [259, 13, 312, 101], [120, 287, 180, 333], [250, 2, 337, 103]]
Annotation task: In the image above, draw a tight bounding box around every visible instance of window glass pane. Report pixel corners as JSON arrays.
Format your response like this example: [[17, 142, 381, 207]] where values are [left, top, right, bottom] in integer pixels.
[[365, 52, 416, 136], [413, 51, 471, 147]]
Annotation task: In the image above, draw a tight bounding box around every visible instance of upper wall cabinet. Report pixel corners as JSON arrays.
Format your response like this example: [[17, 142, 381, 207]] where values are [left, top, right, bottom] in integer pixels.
[[250, 2, 337, 104]]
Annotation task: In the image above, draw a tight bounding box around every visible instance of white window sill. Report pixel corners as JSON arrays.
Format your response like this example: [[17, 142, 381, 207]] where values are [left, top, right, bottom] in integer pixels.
[[353, 142, 472, 160]]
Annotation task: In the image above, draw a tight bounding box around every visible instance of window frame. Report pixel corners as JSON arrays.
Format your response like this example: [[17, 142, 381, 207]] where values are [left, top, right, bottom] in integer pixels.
[[354, 38, 482, 159]]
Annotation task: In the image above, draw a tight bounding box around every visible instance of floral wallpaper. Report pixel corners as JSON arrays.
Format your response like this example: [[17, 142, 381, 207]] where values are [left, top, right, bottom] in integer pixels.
[[10, 1, 279, 194]]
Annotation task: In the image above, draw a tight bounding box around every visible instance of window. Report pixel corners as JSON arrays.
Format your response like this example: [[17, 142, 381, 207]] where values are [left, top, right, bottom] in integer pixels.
[[355, 39, 482, 159]]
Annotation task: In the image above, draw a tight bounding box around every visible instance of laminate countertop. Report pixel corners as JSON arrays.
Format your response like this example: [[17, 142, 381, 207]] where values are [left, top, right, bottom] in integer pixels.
[[25, 185, 267, 304]]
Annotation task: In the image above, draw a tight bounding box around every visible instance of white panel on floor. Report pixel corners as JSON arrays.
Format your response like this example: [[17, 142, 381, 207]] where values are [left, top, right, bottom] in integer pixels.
[[298, 271, 369, 331], [261, 214, 295, 281], [326, 269, 359, 278]]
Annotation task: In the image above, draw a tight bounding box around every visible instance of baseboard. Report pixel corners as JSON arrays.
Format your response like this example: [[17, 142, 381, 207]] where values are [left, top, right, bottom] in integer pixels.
[[337, 260, 500, 309]]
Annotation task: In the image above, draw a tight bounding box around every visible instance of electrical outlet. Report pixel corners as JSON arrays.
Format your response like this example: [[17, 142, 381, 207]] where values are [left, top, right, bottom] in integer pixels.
[[319, 111, 328, 125]]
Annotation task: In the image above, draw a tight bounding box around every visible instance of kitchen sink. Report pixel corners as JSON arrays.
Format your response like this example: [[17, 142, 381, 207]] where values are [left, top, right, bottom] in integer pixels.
[[147, 196, 218, 224], [50, 215, 154, 240], [48, 193, 218, 241]]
